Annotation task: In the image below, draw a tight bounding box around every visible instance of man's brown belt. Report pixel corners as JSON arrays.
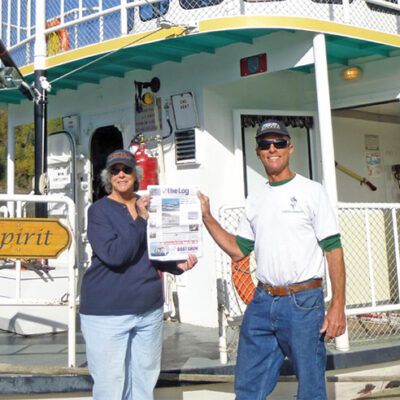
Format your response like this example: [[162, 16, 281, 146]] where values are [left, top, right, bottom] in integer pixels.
[[257, 279, 322, 296]]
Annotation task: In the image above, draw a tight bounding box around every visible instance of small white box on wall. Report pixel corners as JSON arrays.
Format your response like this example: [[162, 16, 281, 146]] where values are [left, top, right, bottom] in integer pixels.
[[171, 92, 199, 130]]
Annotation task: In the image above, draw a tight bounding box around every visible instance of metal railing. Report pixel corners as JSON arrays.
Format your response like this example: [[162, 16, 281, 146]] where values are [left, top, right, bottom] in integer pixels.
[[1, 0, 400, 69], [0, 193, 77, 368], [217, 202, 400, 363]]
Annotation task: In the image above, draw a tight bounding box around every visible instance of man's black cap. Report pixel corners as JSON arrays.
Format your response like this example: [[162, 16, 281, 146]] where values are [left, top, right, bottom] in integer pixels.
[[256, 120, 291, 139]]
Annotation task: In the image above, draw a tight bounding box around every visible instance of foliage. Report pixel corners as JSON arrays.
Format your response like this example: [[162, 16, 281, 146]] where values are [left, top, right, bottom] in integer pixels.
[[0, 111, 63, 193]]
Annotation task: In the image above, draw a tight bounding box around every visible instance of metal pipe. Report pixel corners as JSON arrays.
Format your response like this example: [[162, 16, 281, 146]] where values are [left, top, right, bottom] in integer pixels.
[[7, 0, 11, 47], [365, 210, 376, 307], [17, 0, 21, 43], [15, 201, 22, 300], [27, 0, 32, 64], [366, 0, 400, 12], [392, 208, 400, 304], [121, 0, 128, 36], [0, 1, 2, 41], [343, 0, 350, 24], [154, 100, 166, 185], [34, 71, 48, 217], [34, 0, 48, 217], [345, 303, 400, 315]]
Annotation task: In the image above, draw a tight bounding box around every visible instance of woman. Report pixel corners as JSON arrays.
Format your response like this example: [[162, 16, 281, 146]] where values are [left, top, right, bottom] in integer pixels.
[[80, 149, 197, 400]]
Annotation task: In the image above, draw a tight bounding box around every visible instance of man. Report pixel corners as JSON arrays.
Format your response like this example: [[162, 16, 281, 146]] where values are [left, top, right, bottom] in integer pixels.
[[198, 120, 346, 400]]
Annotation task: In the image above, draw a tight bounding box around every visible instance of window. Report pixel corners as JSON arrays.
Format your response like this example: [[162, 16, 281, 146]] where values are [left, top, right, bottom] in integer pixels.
[[139, 0, 169, 21]]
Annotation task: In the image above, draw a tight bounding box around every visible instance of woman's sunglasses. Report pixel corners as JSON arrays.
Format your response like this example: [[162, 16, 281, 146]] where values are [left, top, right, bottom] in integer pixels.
[[110, 166, 133, 176], [257, 139, 288, 150]]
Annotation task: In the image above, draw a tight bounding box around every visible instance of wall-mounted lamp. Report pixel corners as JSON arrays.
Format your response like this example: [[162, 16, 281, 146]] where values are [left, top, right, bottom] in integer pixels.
[[142, 92, 154, 106], [134, 77, 160, 112], [341, 66, 362, 81]]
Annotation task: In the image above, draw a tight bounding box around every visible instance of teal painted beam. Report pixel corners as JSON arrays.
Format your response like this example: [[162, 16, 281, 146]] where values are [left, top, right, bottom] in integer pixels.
[[90, 65, 126, 78], [132, 48, 182, 63], [207, 31, 253, 44], [161, 40, 215, 54], [109, 58, 153, 71], [51, 81, 79, 90]]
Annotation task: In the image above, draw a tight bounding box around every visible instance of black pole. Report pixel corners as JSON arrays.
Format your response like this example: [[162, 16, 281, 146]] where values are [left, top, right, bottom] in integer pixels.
[[34, 69, 48, 217]]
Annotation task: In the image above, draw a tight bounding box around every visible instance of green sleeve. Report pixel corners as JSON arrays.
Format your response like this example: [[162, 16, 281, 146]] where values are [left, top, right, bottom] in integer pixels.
[[319, 234, 342, 251], [236, 235, 255, 257]]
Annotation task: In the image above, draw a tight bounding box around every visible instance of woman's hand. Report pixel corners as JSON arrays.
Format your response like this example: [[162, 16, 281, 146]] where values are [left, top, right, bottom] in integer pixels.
[[176, 254, 198, 272], [136, 195, 152, 220]]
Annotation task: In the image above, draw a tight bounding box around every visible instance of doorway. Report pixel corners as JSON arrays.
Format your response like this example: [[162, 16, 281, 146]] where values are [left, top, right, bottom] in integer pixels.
[[90, 126, 123, 202]]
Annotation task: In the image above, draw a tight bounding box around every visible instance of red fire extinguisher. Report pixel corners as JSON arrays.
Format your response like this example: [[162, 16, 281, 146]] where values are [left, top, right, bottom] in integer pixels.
[[129, 139, 158, 190]]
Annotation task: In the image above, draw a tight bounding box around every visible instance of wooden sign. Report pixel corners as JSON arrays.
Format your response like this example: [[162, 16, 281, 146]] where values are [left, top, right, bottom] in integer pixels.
[[0, 218, 71, 259]]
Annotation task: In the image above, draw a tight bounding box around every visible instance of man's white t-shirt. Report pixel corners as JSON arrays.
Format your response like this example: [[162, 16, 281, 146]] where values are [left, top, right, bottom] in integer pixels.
[[236, 174, 340, 286]]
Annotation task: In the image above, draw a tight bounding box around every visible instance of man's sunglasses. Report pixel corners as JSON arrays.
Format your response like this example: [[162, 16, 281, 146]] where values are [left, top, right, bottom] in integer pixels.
[[257, 139, 288, 150], [110, 166, 133, 176]]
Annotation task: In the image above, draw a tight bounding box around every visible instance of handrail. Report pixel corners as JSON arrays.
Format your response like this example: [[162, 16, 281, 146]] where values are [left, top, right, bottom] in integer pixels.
[[365, 0, 400, 12], [3, 0, 400, 69], [0, 193, 77, 368], [217, 201, 400, 362]]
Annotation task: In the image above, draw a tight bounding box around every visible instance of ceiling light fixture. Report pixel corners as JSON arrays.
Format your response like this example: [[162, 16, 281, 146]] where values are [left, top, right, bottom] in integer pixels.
[[341, 66, 362, 81]]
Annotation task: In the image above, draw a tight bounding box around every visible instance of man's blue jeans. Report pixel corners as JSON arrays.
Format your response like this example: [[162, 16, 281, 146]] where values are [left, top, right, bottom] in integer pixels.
[[234, 285, 327, 400], [80, 306, 163, 400]]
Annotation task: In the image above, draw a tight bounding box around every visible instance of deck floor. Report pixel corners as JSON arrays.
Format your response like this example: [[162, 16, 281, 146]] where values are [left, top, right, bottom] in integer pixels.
[[1, 321, 400, 398], [0, 320, 224, 372]]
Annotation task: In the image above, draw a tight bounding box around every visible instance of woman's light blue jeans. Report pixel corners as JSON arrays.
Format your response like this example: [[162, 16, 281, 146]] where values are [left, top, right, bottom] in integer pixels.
[[80, 306, 164, 400], [234, 285, 327, 400]]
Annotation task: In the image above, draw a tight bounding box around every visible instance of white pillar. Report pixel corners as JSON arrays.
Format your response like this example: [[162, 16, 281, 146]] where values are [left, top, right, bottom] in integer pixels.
[[313, 33, 350, 352], [121, 0, 128, 36]]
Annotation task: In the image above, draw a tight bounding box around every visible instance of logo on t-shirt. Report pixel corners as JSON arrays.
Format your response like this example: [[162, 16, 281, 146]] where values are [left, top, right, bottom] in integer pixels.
[[282, 196, 302, 214]]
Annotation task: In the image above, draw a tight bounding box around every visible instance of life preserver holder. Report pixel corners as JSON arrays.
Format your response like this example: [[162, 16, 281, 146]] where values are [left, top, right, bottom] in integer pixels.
[[46, 18, 69, 55], [231, 255, 256, 305]]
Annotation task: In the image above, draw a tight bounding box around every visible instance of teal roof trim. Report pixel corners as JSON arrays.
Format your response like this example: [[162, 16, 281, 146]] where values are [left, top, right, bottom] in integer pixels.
[[0, 29, 398, 104]]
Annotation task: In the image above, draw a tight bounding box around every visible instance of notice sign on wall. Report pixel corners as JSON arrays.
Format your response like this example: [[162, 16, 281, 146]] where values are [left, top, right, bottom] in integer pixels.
[[62, 114, 80, 141], [171, 92, 199, 130], [135, 101, 162, 134], [365, 134, 382, 178]]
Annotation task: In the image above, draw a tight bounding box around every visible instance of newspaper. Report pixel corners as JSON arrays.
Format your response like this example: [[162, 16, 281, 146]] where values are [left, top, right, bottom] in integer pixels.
[[147, 185, 202, 261]]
